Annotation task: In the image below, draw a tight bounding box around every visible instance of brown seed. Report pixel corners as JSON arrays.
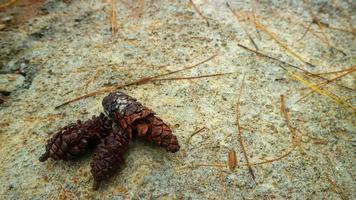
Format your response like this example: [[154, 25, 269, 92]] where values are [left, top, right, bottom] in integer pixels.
[[228, 149, 237, 171], [42, 175, 49, 182]]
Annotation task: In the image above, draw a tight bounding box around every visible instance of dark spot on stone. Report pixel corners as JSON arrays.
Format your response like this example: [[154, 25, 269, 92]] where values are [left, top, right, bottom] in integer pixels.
[[8, 184, 14, 190], [0, 90, 11, 96], [30, 32, 44, 39]]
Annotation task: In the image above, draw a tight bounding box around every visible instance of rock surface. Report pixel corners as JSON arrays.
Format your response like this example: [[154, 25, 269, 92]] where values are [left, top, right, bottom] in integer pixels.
[[0, 0, 355, 199]]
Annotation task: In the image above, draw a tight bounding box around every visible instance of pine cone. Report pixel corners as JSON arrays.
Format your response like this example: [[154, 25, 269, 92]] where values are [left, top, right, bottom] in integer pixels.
[[90, 126, 129, 190], [134, 115, 180, 152], [39, 114, 112, 162], [102, 91, 180, 152], [102, 91, 153, 138]]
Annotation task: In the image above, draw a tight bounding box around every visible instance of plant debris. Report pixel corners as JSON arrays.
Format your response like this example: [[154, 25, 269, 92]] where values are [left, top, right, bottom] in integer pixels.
[[227, 149, 237, 171], [40, 91, 180, 189], [235, 74, 256, 181]]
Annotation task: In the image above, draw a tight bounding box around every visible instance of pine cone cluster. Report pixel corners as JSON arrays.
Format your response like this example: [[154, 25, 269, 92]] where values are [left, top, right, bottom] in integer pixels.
[[39, 91, 180, 189]]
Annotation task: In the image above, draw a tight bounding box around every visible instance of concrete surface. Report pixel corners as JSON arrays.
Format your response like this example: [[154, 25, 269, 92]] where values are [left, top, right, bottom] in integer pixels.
[[0, 0, 355, 199]]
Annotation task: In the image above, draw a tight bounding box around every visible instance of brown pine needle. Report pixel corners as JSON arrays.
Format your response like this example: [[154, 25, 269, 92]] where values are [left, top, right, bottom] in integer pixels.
[[151, 53, 218, 78], [295, 68, 356, 104], [177, 163, 227, 171], [188, 0, 209, 26], [304, 1, 347, 56], [236, 74, 256, 181], [310, 3, 345, 54], [312, 19, 346, 56], [251, 0, 261, 39], [0, 0, 17, 9], [251, 95, 300, 166], [187, 127, 206, 143], [298, 22, 329, 44], [154, 72, 235, 81], [280, 95, 297, 140], [254, 20, 315, 67], [226, 2, 259, 50], [251, 147, 295, 166], [326, 176, 349, 200], [83, 69, 104, 93], [237, 43, 355, 92], [298, 21, 314, 41], [326, 24, 356, 35], [193, 163, 227, 168], [308, 6, 330, 44], [55, 54, 218, 109], [111, 0, 118, 36], [314, 67, 355, 75]]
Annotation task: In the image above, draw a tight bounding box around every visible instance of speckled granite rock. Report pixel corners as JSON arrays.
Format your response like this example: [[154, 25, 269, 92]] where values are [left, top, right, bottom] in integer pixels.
[[0, 0, 354, 199]]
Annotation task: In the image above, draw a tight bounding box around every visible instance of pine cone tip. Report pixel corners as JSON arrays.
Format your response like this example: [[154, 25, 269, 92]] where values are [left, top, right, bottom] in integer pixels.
[[92, 181, 100, 190], [39, 152, 49, 162]]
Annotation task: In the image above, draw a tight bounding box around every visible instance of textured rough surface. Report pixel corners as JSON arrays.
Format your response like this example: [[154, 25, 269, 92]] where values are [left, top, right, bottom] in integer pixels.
[[0, 0, 355, 199]]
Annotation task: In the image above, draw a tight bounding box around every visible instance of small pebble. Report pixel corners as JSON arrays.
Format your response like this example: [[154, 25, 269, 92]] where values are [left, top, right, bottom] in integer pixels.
[[1, 16, 13, 22], [0, 24, 5, 31]]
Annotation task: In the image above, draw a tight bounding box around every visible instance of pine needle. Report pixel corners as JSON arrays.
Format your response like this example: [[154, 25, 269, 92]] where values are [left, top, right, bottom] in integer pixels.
[[55, 54, 218, 109], [236, 74, 256, 181], [226, 2, 259, 50], [83, 69, 104, 93], [0, 0, 17, 9], [250, 95, 300, 166], [254, 20, 315, 67], [280, 66, 355, 111], [326, 175, 349, 200], [306, 3, 347, 56], [188, 0, 209, 26], [154, 72, 235, 81], [251, 0, 262, 39], [314, 67, 355, 75], [110, 0, 118, 36], [237, 43, 355, 92], [295, 67, 356, 104], [187, 127, 206, 143]]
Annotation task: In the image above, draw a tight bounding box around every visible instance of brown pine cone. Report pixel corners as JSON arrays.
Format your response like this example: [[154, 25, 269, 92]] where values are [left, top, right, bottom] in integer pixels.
[[134, 115, 180, 152], [90, 126, 129, 190], [39, 113, 112, 162], [102, 91, 180, 152], [102, 91, 153, 139]]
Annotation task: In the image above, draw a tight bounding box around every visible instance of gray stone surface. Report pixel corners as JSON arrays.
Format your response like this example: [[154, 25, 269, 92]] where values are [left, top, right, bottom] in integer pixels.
[[0, 0, 355, 199]]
